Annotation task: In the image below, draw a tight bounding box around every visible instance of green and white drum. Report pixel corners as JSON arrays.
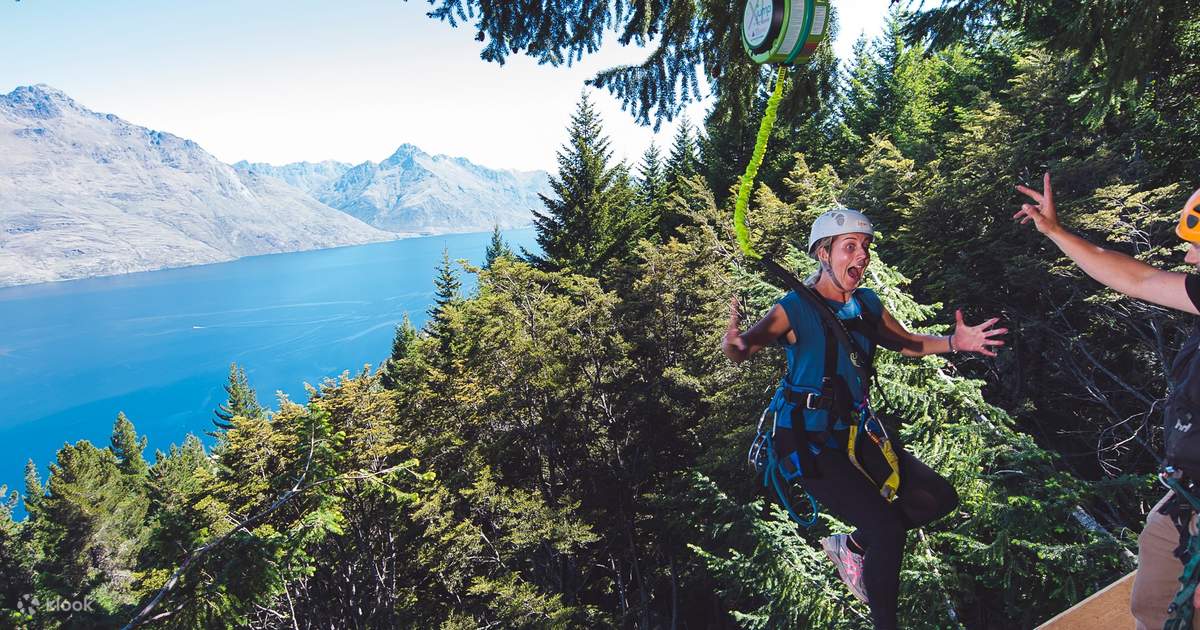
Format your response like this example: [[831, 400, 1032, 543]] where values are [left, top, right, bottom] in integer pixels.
[[741, 0, 830, 65]]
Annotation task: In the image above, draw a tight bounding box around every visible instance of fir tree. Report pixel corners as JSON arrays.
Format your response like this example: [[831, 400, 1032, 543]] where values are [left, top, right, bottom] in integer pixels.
[[527, 93, 637, 276], [0, 486, 31, 621], [110, 412, 148, 478], [483, 223, 514, 269], [665, 117, 699, 189], [23, 459, 41, 515], [840, 34, 885, 156], [427, 247, 462, 356], [140, 434, 217, 584], [381, 313, 418, 390], [213, 363, 264, 430], [636, 142, 667, 240], [657, 117, 704, 238], [32, 440, 149, 626], [900, 0, 1196, 114]]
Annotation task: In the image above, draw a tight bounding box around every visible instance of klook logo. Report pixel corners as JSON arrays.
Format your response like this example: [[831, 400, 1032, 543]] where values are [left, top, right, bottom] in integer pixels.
[[16, 593, 36, 615], [15, 593, 94, 614]]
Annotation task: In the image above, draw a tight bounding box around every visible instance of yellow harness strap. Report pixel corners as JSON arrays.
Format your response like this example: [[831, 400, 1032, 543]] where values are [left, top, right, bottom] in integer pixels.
[[847, 412, 902, 503]]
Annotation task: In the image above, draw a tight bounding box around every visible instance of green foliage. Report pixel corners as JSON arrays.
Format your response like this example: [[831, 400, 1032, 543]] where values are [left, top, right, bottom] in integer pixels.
[[428, 247, 464, 363], [429, 247, 462, 326], [423, 0, 853, 134], [27, 437, 149, 627], [901, 0, 1200, 117], [0, 484, 32, 618], [483, 223, 514, 269], [834, 32, 1195, 494], [636, 142, 668, 239], [110, 412, 148, 478], [24, 458, 42, 511], [380, 312, 419, 391], [213, 362, 264, 431], [666, 117, 700, 188], [528, 93, 640, 277]]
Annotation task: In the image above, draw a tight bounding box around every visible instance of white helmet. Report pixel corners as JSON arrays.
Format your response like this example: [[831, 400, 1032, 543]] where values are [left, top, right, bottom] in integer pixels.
[[806, 208, 874, 259]]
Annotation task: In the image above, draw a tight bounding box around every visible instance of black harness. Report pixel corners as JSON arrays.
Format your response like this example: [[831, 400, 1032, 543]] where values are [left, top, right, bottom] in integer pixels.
[[758, 258, 906, 502]]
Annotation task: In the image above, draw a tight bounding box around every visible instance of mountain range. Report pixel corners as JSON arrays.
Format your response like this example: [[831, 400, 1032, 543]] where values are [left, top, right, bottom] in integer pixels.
[[235, 143, 547, 234], [0, 85, 549, 288]]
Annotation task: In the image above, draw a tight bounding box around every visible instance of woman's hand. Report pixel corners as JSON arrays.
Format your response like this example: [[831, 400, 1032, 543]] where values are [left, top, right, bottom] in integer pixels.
[[1014, 172, 1065, 237], [951, 309, 1007, 357], [724, 296, 748, 355]]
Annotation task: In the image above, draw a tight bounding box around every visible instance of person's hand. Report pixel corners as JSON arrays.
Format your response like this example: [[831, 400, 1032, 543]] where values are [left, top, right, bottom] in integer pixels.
[[1014, 172, 1064, 237], [951, 309, 1007, 357], [724, 296, 747, 352]]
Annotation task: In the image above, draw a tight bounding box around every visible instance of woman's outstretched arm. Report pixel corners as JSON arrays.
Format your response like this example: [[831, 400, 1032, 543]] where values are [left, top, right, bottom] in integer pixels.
[[722, 297, 792, 364], [876, 308, 1007, 358]]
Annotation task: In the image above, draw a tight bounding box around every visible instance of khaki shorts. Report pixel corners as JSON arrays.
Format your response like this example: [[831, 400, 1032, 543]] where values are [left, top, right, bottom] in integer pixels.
[[1132, 491, 1200, 630]]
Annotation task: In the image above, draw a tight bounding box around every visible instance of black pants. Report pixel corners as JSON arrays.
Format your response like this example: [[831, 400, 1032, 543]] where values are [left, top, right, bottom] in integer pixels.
[[803, 446, 959, 630]]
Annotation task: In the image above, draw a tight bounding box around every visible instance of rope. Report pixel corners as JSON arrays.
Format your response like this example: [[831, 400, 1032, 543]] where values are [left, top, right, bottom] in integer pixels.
[[764, 432, 819, 528], [733, 66, 787, 260]]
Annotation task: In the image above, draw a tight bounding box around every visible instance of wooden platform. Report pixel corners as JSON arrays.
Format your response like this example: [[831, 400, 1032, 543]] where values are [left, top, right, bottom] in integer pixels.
[[1036, 571, 1136, 629]]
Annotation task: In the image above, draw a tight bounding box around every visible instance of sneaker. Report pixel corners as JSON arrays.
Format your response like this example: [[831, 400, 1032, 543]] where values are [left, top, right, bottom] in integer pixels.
[[821, 534, 869, 604]]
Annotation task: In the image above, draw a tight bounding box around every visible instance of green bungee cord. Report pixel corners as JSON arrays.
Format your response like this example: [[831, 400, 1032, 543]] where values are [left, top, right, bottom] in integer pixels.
[[734, 0, 829, 257], [732, 65, 787, 260]]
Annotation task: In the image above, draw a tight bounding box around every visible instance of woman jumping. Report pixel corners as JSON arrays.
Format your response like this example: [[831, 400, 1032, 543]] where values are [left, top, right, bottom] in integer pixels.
[[721, 208, 1007, 629]]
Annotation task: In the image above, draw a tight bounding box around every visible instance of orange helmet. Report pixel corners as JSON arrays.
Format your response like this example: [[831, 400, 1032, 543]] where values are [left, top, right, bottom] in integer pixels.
[[1177, 187, 1200, 243]]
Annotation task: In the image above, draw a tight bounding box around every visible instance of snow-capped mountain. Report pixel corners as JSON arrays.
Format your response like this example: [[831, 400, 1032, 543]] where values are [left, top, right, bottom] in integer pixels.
[[0, 85, 394, 288], [238, 145, 550, 234]]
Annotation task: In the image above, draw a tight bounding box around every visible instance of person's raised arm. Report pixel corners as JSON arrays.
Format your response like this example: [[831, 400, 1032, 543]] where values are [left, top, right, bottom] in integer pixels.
[[1015, 172, 1198, 315], [723, 297, 793, 364]]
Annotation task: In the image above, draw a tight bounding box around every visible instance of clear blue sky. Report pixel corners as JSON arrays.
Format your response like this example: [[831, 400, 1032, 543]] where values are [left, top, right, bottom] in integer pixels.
[[0, 0, 890, 172]]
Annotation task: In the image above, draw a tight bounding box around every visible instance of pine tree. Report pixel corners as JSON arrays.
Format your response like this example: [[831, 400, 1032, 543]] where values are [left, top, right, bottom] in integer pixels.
[[840, 34, 884, 156], [427, 248, 462, 355], [665, 117, 699, 189], [32, 440, 149, 625], [0, 485, 31, 615], [527, 93, 637, 276], [381, 313, 418, 390], [838, 15, 909, 157], [483, 224, 514, 269], [213, 363, 264, 430], [636, 142, 667, 240], [110, 412, 148, 478], [23, 459, 41, 515], [141, 435, 217, 578]]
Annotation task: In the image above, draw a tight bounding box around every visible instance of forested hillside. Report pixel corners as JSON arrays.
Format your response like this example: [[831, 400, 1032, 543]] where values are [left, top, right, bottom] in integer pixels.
[[4, 1, 1199, 627]]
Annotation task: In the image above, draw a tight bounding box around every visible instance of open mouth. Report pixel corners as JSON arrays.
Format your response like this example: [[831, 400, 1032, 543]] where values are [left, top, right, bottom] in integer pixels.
[[846, 265, 863, 283]]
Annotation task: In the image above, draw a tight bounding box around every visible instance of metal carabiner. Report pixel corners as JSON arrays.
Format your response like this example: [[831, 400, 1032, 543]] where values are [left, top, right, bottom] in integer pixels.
[[747, 407, 777, 475], [747, 432, 769, 475]]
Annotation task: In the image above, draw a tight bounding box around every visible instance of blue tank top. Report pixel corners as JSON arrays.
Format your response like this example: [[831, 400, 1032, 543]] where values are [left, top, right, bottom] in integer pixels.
[[772, 287, 883, 432]]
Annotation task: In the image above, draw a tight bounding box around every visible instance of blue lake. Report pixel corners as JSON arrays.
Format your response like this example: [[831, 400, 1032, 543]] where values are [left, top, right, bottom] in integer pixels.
[[0, 228, 538, 516]]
